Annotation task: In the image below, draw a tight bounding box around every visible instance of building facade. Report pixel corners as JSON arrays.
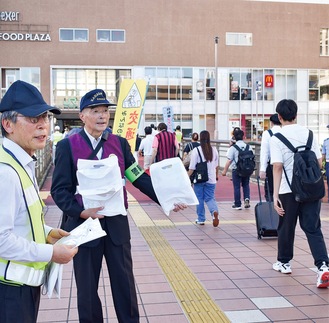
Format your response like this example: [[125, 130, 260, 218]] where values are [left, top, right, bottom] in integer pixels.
[[1, 0, 329, 143]]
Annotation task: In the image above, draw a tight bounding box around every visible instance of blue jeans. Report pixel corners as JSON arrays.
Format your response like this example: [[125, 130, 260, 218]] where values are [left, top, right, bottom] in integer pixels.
[[232, 170, 250, 207], [326, 162, 329, 202], [193, 182, 218, 222]]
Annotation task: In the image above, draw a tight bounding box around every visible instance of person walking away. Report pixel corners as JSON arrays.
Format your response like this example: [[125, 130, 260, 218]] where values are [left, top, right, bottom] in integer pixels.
[[50, 125, 64, 164], [188, 130, 219, 227], [222, 129, 252, 210], [175, 125, 183, 157], [270, 99, 329, 288], [0, 80, 77, 323], [259, 113, 281, 201], [138, 126, 154, 174], [51, 89, 187, 323], [133, 133, 141, 162], [182, 132, 200, 170], [229, 127, 240, 147], [150, 123, 158, 137], [322, 124, 329, 203], [150, 122, 179, 164]]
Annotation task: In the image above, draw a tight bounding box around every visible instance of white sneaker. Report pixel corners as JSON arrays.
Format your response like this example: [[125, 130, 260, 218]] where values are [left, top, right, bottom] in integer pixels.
[[195, 219, 205, 225], [317, 262, 329, 288], [272, 261, 292, 274]]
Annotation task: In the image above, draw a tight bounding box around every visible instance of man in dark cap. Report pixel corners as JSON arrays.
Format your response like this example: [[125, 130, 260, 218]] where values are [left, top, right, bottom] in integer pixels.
[[0, 80, 78, 323], [259, 113, 281, 201], [51, 88, 186, 323]]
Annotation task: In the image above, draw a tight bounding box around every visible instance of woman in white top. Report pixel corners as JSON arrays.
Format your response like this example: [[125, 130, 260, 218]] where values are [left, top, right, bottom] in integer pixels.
[[188, 130, 219, 227]]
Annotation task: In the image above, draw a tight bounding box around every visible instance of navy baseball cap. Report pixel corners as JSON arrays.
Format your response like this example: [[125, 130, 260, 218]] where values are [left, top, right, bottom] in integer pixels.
[[80, 89, 115, 112], [0, 80, 61, 116]]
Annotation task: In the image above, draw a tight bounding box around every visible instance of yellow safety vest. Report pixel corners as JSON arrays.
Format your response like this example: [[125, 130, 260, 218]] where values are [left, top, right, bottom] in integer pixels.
[[0, 146, 48, 286]]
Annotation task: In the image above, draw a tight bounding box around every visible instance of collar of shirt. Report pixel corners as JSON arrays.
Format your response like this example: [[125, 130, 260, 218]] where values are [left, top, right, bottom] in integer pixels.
[[83, 129, 102, 149], [3, 137, 36, 182]]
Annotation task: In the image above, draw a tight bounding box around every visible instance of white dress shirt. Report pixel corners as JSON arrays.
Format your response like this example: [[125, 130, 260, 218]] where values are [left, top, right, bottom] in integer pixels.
[[259, 125, 281, 172], [0, 138, 53, 267]]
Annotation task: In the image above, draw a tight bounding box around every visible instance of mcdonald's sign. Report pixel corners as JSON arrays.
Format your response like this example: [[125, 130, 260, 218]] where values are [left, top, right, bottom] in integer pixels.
[[265, 75, 274, 88]]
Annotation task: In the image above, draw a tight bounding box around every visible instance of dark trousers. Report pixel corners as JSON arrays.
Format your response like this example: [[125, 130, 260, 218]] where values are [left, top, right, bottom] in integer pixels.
[[277, 193, 329, 268], [0, 282, 40, 323], [73, 236, 139, 323], [232, 170, 250, 207], [265, 164, 274, 202]]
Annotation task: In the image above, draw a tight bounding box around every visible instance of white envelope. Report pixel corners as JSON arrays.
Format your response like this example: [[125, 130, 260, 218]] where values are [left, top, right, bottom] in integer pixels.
[[150, 157, 199, 216], [43, 218, 107, 298]]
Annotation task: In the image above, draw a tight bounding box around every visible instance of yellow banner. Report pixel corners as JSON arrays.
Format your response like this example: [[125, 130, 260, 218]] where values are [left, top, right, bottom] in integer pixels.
[[112, 79, 147, 152]]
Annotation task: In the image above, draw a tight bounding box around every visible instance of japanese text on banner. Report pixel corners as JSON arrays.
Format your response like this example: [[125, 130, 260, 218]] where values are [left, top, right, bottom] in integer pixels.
[[112, 79, 147, 151]]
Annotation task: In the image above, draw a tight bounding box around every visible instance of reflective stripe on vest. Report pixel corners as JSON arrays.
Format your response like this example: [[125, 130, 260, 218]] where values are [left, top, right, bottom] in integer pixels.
[[0, 146, 47, 286]]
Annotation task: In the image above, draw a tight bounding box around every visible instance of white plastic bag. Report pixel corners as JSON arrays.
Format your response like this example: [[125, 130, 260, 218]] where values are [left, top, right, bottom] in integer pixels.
[[150, 157, 199, 215], [76, 156, 127, 216]]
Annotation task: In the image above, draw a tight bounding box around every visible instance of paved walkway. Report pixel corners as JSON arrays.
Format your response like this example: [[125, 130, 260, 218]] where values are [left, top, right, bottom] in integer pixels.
[[38, 167, 329, 323]]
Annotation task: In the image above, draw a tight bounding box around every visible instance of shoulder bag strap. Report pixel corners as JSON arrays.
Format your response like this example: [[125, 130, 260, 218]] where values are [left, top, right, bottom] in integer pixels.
[[233, 144, 242, 152], [87, 131, 108, 159], [274, 133, 296, 153], [306, 130, 313, 150], [273, 133, 294, 189], [196, 147, 204, 162]]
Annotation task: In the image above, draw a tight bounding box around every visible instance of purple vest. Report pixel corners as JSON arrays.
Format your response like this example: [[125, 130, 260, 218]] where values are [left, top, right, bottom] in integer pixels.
[[68, 132, 128, 209]]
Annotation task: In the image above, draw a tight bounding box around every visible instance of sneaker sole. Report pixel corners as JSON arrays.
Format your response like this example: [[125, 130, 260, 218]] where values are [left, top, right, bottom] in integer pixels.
[[317, 271, 329, 288], [212, 212, 219, 227]]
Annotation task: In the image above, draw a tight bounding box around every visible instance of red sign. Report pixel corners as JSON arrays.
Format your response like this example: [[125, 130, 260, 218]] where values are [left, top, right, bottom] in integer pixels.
[[264, 75, 274, 88]]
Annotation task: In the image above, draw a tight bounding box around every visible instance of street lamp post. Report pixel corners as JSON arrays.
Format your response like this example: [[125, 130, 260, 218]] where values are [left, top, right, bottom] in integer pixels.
[[214, 36, 219, 139]]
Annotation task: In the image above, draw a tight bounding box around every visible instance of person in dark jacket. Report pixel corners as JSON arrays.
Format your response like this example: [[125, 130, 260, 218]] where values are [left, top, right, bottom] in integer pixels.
[[51, 89, 186, 323]]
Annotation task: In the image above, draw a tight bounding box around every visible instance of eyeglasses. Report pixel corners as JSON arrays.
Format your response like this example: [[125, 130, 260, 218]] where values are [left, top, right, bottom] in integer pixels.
[[17, 113, 50, 124]]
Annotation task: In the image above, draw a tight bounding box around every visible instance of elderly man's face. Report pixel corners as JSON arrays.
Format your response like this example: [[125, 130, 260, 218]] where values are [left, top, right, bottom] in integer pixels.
[[79, 105, 110, 138], [2, 112, 50, 156]]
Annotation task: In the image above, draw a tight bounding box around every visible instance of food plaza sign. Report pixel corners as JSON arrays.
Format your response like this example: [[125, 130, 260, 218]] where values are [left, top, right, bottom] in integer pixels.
[[0, 11, 51, 41]]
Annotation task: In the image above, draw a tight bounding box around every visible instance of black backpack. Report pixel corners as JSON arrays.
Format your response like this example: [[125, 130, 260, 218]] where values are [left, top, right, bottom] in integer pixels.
[[233, 144, 256, 177], [274, 130, 325, 202]]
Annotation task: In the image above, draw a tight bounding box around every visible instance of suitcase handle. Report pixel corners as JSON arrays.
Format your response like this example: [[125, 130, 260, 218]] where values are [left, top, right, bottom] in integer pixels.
[[257, 176, 262, 203], [257, 176, 272, 203]]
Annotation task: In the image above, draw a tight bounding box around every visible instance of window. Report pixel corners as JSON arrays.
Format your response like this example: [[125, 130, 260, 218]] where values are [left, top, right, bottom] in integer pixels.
[[320, 28, 329, 56], [226, 33, 252, 46], [52, 68, 126, 108], [145, 67, 156, 78], [206, 69, 215, 100], [59, 28, 88, 42], [319, 70, 329, 101], [96, 29, 125, 42], [229, 70, 240, 100], [241, 69, 252, 100], [309, 70, 319, 101]]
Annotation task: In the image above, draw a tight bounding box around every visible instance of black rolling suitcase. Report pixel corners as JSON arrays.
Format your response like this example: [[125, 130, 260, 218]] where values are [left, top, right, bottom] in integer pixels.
[[255, 177, 279, 239]]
